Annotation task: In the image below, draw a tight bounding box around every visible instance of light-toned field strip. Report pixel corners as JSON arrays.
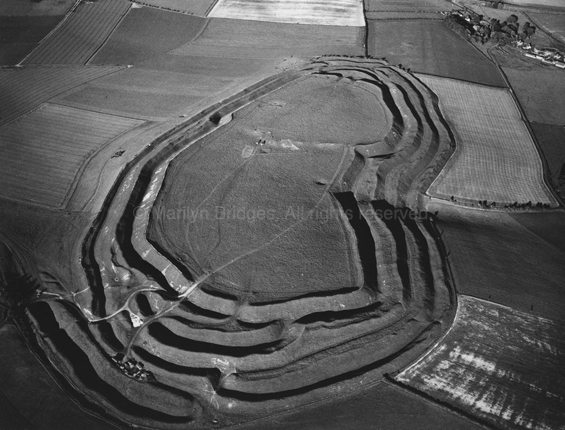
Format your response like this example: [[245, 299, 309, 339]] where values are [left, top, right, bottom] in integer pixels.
[[170, 18, 364, 59], [208, 0, 365, 26], [396, 295, 565, 430], [0, 65, 123, 127], [22, 0, 130, 65], [419, 74, 557, 206], [130, 0, 217, 16], [505, 0, 565, 7], [0, 104, 143, 208], [365, 0, 453, 12]]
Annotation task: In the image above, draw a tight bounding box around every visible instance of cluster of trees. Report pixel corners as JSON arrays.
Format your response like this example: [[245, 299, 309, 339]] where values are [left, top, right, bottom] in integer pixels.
[[446, 10, 536, 45], [0, 273, 41, 312]]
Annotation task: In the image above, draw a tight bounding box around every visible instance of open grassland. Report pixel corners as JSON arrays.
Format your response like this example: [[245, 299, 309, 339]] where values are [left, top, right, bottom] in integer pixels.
[[0, 324, 116, 430], [396, 296, 565, 430], [421, 75, 556, 206], [0, 103, 143, 208], [91, 7, 207, 65], [0, 0, 75, 16], [170, 18, 364, 59], [208, 0, 365, 26], [367, 20, 505, 87], [0, 16, 63, 65], [502, 66, 565, 126], [0, 65, 123, 127], [431, 202, 565, 322], [364, 0, 453, 11], [132, 0, 217, 16], [22, 0, 130, 65]]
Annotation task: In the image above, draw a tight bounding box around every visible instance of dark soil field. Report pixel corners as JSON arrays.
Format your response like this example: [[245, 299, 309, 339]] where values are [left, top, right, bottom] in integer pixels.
[[0, 0, 75, 16], [500, 65, 565, 125], [0, 16, 63, 65], [90, 7, 207, 65], [368, 19, 506, 87], [530, 123, 565, 199], [529, 12, 565, 43], [0, 324, 117, 430], [237, 380, 483, 430], [432, 202, 565, 323]]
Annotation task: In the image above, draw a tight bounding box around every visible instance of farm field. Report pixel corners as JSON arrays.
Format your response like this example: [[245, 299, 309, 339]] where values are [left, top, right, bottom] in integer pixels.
[[367, 20, 506, 86], [0, 324, 116, 430], [208, 0, 365, 26], [420, 74, 556, 206], [505, 0, 565, 7], [90, 7, 207, 65], [22, 0, 130, 65], [238, 380, 483, 430], [509, 210, 565, 253], [364, 0, 453, 11], [170, 18, 365, 59], [530, 123, 565, 199], [431, 202, 565, 322], [0, 0, 75, 16], [0, 65, 123, 127], [529, 12, 565, 43], [0, 16, 63, 65], [396, 295, 565, 430], [1, 0, 565, 429], [0, 103, 143, 208], [132, 0, 217, 16], [501, 66, 565, 126]]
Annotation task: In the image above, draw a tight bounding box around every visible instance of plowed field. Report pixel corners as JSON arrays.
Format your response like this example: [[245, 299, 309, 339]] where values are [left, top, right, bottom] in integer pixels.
[[0, 104, 142, 207], [396, 295, 565, 430], [367, 19, 505, 86], [0, 65, 123, 127], [170, 18, 364, 59], [208, 0, 365, 26], [22, 0, 130, 65], [421, 75, 556, 206]]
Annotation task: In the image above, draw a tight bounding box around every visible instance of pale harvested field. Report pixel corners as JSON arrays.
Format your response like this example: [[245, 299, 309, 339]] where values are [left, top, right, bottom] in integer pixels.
[[132, 0, 217, 16], [505, 0, 565, 7], [0, 65, 123, 127], [170, 18, 364, 59], [208, 0, 365, 26], [396, 296, 565, 430], [365, 0, 452, 12], [22, 0, 130, 65], [420, 75, 556, 206], [0, 104, 142, 207]]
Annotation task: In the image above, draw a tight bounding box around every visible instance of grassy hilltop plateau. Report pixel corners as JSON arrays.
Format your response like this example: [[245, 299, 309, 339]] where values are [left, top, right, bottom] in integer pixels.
[[1, 0, 565, 429]]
